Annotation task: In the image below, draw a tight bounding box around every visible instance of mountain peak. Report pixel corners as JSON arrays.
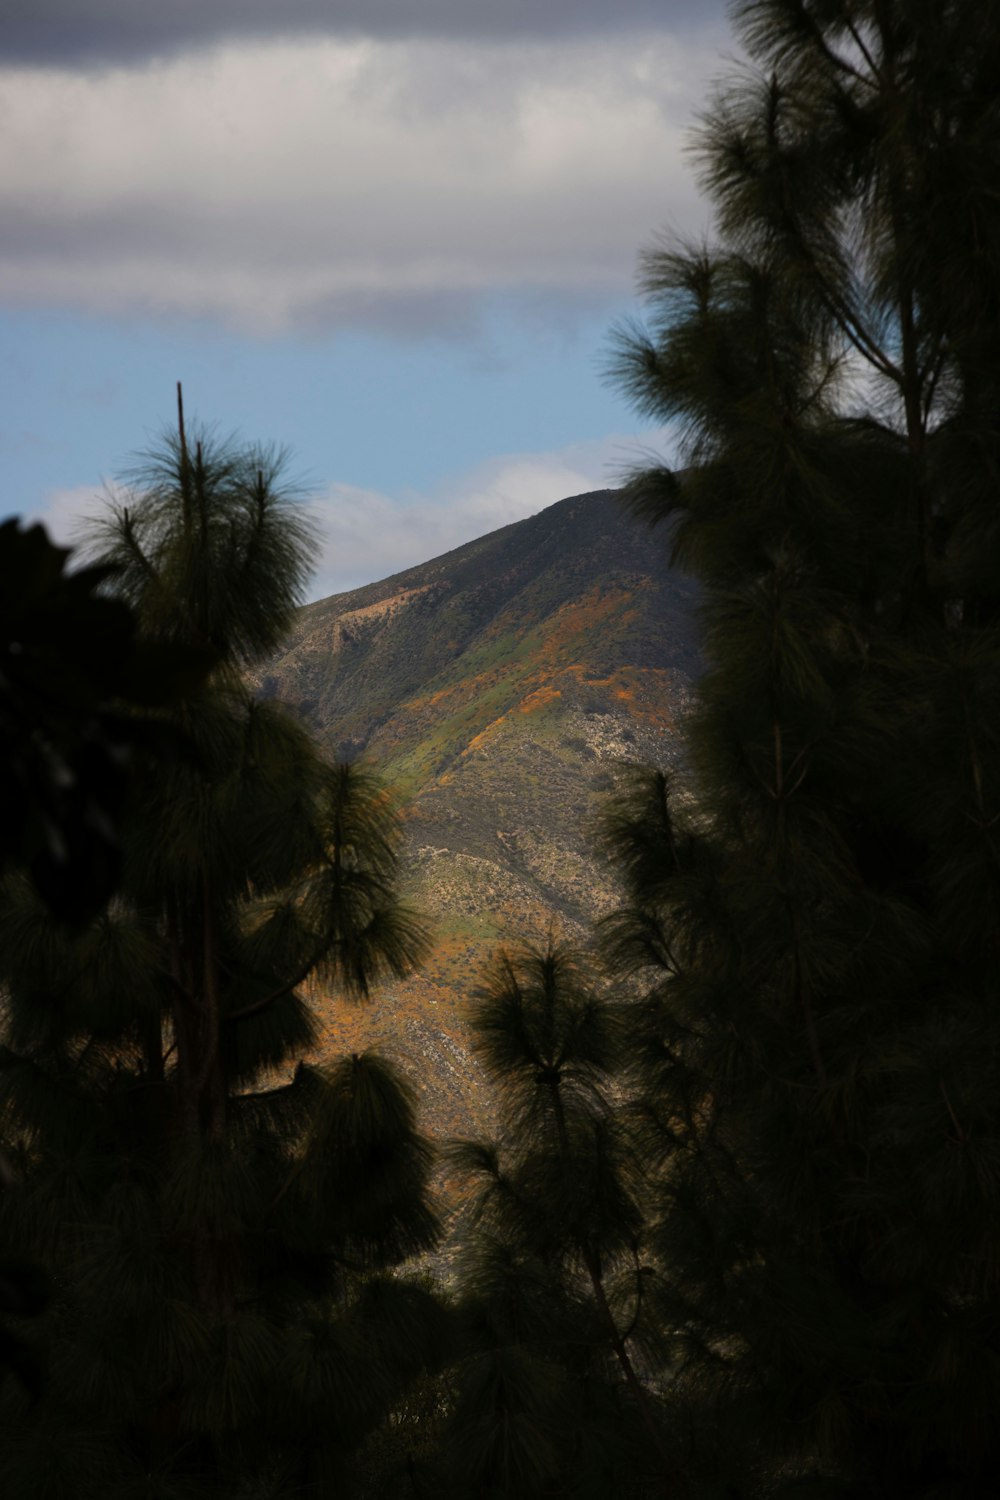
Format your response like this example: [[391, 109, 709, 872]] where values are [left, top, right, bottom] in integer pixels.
[[259, 486, 700, 1132]]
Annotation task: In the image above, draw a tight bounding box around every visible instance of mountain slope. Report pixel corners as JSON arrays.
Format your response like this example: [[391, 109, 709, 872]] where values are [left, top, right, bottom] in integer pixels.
[[258, 489, 700, 1132]]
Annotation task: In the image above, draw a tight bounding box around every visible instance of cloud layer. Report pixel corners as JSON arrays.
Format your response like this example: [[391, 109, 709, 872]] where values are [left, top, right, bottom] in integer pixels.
[[3, 1, 716, 67], [0, 29, 722, 336]]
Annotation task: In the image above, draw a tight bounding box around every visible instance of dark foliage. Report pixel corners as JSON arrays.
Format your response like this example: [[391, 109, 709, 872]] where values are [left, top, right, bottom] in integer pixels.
[[430, 938, 677, 1499], [0, 397, 443, 1496], [0, 515, 209, 924], [603, 2, 1000, 1495]]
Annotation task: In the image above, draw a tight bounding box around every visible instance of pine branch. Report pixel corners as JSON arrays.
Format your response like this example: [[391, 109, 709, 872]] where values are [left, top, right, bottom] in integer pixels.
[[226, 938, 333, 1023]]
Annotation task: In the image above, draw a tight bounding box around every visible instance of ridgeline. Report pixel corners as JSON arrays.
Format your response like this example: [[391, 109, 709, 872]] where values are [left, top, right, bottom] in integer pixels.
[[257, 488, 699, 1134]]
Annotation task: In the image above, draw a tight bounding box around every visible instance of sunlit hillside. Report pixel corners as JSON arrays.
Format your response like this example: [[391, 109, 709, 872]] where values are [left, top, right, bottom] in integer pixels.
[[257, 489, 701, 1134]]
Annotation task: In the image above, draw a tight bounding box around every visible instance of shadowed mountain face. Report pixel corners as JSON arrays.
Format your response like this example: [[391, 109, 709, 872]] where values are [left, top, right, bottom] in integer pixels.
[[257, 489, 700, 1133]]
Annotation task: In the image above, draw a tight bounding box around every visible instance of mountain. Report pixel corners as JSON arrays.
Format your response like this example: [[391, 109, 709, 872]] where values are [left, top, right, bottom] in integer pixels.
[[256, 488, 700, 1135]]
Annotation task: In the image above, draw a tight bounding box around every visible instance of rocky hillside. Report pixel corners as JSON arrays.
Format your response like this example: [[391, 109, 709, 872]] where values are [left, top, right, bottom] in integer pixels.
[[257, 489, 701, 1136]]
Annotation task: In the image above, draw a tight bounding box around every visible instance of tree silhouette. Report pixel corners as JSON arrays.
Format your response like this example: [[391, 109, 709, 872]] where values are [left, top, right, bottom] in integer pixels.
[[0, 514, 209, 924], [605, 2, 1000, 1494], [433, 937, 675, 1499], [0, 392, 446, 1497], [0, 507, 213, 1405]]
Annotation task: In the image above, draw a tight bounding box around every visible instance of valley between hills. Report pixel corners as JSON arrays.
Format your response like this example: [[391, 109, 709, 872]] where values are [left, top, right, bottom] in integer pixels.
[[255, 488, 701, 1139]]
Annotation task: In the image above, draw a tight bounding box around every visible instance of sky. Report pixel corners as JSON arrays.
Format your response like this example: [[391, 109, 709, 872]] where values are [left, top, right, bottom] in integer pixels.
[[2, 0, 734, 600]]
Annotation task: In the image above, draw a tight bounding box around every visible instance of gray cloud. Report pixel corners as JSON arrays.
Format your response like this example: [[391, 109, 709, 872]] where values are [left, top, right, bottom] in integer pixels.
[[0, 32, 718, 337], [3, 1, 722, 68]]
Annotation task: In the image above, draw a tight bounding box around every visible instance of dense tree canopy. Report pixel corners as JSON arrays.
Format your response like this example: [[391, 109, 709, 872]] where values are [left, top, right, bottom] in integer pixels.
[[604, 1, 1000, 1494]]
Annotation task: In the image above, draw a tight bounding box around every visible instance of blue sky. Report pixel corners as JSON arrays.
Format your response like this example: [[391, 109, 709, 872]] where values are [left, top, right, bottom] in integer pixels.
[[2, 0, 733, 599]]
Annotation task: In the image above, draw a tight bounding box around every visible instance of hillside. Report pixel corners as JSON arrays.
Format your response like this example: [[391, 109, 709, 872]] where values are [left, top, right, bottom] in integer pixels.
[[257, 488, 700, 1134]]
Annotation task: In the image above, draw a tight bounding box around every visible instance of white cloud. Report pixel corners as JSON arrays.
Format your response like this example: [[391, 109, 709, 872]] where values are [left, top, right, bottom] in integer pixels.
[[308, 428, 671, 597], [23, 429, 675, 600], [19, 485, 110, 555], [0, 31, 719, 335]]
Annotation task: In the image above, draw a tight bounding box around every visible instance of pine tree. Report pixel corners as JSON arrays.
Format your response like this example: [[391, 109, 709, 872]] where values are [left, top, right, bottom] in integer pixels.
[[605, 2, 1000, 1495], [0, 516, 212, 1398], [0, 514, 209, 922], [0, 392, 447, 1498], [433, 937, 675, 1499]]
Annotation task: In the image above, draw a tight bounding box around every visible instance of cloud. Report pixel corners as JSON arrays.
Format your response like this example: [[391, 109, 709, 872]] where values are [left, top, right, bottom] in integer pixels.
[[23, 428, 674, 600], [17, 484, 112, 555], [308, 429, 672, 598], [2, 1, 723, 68], [0, 30, 722, 338]]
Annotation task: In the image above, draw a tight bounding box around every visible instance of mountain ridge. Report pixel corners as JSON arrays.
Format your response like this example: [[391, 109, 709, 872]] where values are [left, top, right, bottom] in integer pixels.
[[258, 487, 701, 1134]]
